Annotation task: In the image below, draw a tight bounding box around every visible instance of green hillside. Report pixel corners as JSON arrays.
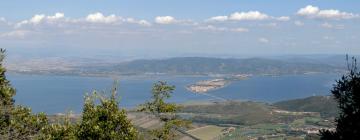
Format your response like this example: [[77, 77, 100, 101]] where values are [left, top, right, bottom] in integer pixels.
[[273, 96, 338, 118], [108, 57, 342, 75]]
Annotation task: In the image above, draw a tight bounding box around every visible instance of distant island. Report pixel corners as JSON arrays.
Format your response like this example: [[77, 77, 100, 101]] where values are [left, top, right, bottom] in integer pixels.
[[186, 74, 250, 93]]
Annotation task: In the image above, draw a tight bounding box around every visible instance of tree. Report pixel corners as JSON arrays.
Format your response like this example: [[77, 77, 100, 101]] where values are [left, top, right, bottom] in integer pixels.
[[0, 49, 49, 139], [75, 84, 138, 140], [139, 81, 190, 140], [38, 113, 76, 140], [0, 49, 139, 139], [0, 48, 16, 136], [39, 84, 139, 140], [320, 56, 360, 139]]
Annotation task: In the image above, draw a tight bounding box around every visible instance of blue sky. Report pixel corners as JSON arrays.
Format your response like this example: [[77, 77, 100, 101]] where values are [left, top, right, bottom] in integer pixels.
[[0, 0, 360, 59]]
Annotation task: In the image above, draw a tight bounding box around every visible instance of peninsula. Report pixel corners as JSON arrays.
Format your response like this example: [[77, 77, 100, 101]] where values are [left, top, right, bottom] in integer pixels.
[[186, 74, 250, 93]]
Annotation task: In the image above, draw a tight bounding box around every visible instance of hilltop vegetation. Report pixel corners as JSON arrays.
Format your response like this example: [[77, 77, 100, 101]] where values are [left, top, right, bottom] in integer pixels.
[[178, 97, 338, 139], [274, 96, 338, 118], [179, 98, 337, 126]]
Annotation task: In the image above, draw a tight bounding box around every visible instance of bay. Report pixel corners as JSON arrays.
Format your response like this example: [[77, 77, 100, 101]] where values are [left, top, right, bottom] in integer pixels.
[[8, 73, 339, 114]]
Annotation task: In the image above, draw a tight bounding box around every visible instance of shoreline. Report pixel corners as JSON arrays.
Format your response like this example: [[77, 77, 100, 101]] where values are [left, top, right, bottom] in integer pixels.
[[186, 75, 250, 93]]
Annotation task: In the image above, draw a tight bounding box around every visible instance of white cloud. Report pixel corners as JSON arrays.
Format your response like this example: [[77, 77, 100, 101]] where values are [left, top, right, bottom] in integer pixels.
[[197, 25, 227, 32], [297, 5, 319, 16], [155, 16, 176, 24], [197, 25, 249, 33], [294, 21, 304, 26], [209, 11, 290, 22], [29, 14, 45, 24], [277, 16, 290, 21], [209, 16, 228, 22], [258, 37, 269, 43], [125, 18, 152, 26], [0, 30, 30, 39], [16, 13, 65, 27], [15, 12, 152, 28], [47, 13, 65, 20], [231, 27, 249, 32], [297, 5, 359, 19], [229, 11, 269, 21], [138, 20, 152, 26], [86, 12, 118, 23]]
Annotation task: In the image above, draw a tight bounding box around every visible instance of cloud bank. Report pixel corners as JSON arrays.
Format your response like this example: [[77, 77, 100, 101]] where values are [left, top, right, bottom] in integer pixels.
[[297, 5, 359, 19]]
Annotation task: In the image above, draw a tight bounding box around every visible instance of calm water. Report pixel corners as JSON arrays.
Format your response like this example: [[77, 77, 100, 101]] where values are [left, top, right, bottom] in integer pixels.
[[8, 73, 339, 114]]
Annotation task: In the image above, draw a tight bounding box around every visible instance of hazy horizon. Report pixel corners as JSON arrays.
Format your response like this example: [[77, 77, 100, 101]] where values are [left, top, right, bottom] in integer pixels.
[[1, 0, 360, 59]]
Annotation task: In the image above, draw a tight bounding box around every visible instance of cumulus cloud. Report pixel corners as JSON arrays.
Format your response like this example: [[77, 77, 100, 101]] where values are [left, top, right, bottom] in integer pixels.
[[297, 5, 319, 16], [258, 37, 269, 43], [47, 13, 65, 20], [155, 16, 176, 24], [85, 12, 151, 26], [86, 12, 118, 23], [26, 14, 45, 24], [297, 5, 359, 19], [16, 13, 65, 27], [209, 16, 228, 22], [209, 11, 290, 22], [229, 11, 269, 21], [15, 12, 152, 28]]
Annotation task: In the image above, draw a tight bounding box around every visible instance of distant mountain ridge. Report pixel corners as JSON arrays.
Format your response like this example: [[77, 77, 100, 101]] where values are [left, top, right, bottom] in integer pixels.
[[107, 57, 343, 75], [8, 57, 345, 76]]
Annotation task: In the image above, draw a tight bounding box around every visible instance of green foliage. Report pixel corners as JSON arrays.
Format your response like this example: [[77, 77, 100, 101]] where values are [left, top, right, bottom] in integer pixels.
[[140, 81, 178, 115], [38, 113, 76, 140], [0, 49, 49, 139], [1, 49, 139, 139], [38, 87, 139, 140], [274, 96, 338, 118], [75, 86, 138, 140], [320, 57, 360, 139], [139, 81, 190, 140], [0, 48, 16, 130], [181, 101, 272, 125]]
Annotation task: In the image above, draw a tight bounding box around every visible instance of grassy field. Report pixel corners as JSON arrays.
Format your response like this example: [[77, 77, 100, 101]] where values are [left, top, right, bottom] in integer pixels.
[[187, 125, 225, 140]]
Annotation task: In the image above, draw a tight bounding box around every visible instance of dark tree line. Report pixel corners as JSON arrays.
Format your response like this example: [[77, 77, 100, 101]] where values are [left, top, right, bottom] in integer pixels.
[[320, 56, 360, 140]]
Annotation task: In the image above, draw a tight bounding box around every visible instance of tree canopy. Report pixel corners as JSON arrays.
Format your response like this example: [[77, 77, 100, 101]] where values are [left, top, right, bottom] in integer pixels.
[[139, 81, 190, 140], [320, 57, 360, 139]]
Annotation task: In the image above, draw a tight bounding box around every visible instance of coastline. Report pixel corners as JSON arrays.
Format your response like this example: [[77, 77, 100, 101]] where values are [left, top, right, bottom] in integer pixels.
[[186, 75, 250, 93]]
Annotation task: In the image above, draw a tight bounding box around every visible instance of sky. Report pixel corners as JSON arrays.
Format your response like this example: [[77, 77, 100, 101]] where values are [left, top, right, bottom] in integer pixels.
[[0, 0, 360, 59]]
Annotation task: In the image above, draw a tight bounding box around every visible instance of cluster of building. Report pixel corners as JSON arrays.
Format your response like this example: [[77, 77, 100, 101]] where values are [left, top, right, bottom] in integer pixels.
[[186, 78, 228, 93]]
